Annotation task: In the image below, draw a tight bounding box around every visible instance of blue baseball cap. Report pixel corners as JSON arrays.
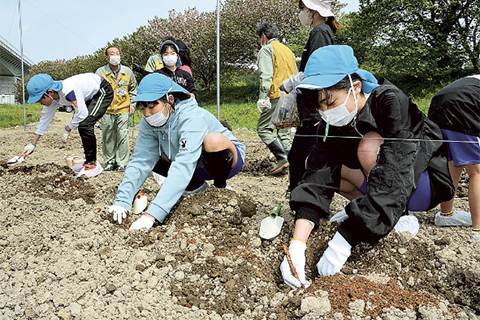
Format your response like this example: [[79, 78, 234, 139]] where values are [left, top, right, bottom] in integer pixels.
[[296, 45, 379, 93], [27, 74, 63, 103], [132, 73, 190, 102]]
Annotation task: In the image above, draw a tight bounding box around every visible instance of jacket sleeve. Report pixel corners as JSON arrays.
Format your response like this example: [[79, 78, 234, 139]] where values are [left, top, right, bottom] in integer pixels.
[[290, 138, 343, 226], [113, 118, 160, 211], [184, 72, 197, 99], [146, 116, 207, 222], [127, 68, 138, 106], [257, 45, 274, 100], [338, 90, 421, 246], [66, 89, 88, 130], [144, 55, 157, 72], [34, 104, 59, 136]]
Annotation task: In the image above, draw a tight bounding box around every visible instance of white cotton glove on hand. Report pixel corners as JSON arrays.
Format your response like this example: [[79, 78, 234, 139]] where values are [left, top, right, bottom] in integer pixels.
[[129, 215, 155, 230], [257, 99, 271, 112], [23, 142, 36, 155], [317, 232, 352, 277], [61, 126, 71, 143], [280, 240, 311, 289], [107, 205, 128, 224], [280, 72, 304, 93]]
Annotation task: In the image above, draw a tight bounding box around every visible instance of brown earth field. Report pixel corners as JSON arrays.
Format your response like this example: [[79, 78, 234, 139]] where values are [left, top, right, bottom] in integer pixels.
[[0, 112, 479, 320]]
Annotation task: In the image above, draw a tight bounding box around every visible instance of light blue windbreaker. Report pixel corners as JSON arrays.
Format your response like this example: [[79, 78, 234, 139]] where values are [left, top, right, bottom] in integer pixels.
[[113, 98, 246, 222]]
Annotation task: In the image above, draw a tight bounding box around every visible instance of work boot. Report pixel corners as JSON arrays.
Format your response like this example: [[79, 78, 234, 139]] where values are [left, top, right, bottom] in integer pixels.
[[279, 166, 289, 178], [267, 139, 289, 175]]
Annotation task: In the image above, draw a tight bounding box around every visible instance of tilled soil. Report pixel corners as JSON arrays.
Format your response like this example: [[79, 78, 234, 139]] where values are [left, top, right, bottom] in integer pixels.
[[0, 112, 478, 320]]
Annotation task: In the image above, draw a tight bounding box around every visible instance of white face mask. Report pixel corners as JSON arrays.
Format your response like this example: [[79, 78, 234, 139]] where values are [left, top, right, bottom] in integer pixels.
[[145, 103, 169, 127], [109, 55, 121, 66], [318, 79, 358, 127], [45, 93, 58, 107], [163, 55, 177, 67], [298, 9, 313, 26]]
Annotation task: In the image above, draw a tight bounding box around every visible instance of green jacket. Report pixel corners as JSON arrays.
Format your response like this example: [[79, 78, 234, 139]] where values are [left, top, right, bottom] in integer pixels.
[[95, 64, 138, 114], [257, 39, 297, 100]]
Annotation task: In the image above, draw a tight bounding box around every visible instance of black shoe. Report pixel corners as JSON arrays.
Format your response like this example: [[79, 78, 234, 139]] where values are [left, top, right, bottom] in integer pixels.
[[117, 164, 126, 172], [267, 139, 289, 175], [104, 162, 117, 171]]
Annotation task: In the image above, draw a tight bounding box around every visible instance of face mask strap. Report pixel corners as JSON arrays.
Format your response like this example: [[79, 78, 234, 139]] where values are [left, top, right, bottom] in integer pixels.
[[348, 74, 358, 109], [323, 114, 329, 142]]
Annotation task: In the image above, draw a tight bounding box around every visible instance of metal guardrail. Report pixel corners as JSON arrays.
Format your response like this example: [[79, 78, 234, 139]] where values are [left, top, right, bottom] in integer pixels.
[[0, 35, 33, 77]]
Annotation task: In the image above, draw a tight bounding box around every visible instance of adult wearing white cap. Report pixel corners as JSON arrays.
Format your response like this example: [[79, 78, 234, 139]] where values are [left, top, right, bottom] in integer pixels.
[[279, 45, 454, 289], [282, 0, 343, 193]]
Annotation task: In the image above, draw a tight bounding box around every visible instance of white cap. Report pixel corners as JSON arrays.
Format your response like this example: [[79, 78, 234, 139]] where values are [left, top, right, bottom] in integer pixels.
[[302, 0, 335, 17]]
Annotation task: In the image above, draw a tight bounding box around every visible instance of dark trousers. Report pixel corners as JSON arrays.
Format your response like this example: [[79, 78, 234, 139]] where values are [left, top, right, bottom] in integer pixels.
[[288, 120, 321, 191], [78, 80, 114, 163]]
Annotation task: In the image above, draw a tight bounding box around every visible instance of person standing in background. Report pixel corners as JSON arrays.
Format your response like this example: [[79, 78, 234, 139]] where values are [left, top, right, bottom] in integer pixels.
[[281, 0, 343, 192], [153, 39, 197, 99], [96, 46, 138, 171], [255, 21, 297, 175], [428, 75, 480, 242]]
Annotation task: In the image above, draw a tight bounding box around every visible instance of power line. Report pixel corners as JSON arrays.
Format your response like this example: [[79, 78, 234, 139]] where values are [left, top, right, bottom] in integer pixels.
[[24, 0, 98, 52]]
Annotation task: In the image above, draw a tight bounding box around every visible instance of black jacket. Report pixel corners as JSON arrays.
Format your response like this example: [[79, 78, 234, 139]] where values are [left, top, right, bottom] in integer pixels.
[[290, 79, 454, 246], [154, 67, 197, 98], [298, 23, 335, 124], [428, 76, 480, 137]]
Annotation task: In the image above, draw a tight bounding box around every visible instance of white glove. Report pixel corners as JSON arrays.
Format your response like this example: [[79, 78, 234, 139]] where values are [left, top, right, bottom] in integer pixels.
[[317, 232, 352, 277], [61, 126, 71, 143], [280, 240, 311, 289], [280, 72, 304, 93], [107, 205, 128, 224], [256, 99, 271, 113], [129, 215, 155, 230], [23, 142, 36, 155]]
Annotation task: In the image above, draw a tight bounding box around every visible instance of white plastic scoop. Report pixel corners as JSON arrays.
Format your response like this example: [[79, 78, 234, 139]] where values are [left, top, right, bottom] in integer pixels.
[[7, 152, 28, 167], [259, 204, 284, 240], [132, 191, 147, 214]]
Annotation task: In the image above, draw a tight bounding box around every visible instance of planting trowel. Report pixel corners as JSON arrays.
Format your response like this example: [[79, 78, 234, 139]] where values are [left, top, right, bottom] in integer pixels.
[[7, 152, 28, 167], [259, 204, 284, 240]]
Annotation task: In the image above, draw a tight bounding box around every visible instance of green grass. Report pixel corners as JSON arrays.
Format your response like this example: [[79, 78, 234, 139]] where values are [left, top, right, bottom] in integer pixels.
[[1, 84, 437, 130], [0, 103, 44, 128], [202, 102, 258, 131], [412, 92, 436, 115]]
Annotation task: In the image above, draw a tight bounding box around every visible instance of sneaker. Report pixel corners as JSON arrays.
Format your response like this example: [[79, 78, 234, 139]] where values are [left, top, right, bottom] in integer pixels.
[[471, 230, 480, 242], [83, 162, 97, 170], [435, 211, 472, 227], [77, 162, 103, 177], [183, 181, 209, 196], [104, 162, 117, 171], [224, 184, 233, 191], [117, 164, 126, 172], [394, 214, 419, 237], [330, 209, 348, 223]]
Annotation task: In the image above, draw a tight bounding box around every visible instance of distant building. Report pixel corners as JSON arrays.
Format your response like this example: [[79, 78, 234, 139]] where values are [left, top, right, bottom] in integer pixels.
[[0, 36, 33, 104]]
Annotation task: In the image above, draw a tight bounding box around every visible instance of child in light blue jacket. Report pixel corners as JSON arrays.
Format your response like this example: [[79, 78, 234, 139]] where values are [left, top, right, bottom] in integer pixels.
[[108, 73, 245, 229]]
